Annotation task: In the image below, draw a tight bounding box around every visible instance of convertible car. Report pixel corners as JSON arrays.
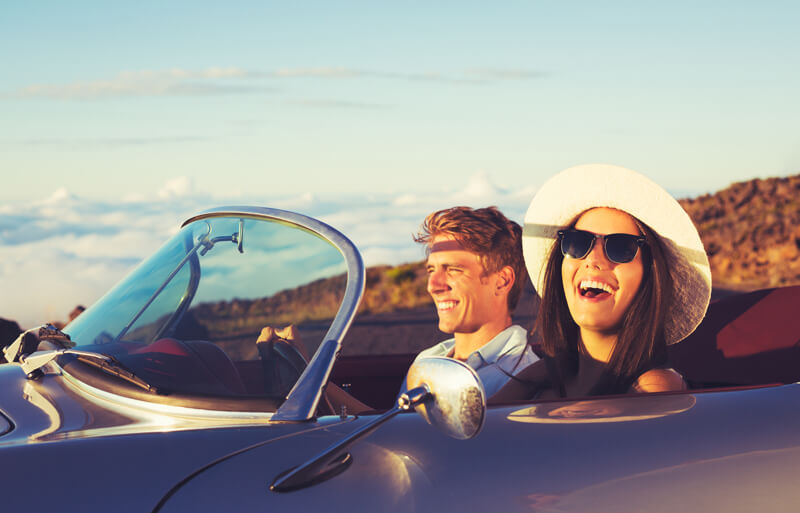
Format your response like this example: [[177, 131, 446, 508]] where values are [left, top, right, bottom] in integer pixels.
[[1, 207, 799, 512]]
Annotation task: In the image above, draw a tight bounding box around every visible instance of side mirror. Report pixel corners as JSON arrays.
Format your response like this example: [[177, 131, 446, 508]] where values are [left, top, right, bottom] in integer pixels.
[[270, 356, 486, 492], [405, 356, 486, 440]]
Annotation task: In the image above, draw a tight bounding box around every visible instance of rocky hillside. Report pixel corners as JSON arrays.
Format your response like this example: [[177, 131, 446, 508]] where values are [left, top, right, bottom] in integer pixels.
[[182, 263, 432, 342], [680, 174, 800, 289]]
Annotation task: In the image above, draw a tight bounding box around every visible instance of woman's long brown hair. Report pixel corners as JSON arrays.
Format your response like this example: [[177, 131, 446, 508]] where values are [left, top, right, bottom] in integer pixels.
[[535, 212, 673, 396]]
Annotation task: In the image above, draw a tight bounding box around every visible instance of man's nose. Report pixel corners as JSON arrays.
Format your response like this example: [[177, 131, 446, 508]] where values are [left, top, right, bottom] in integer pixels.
[[427, 269, 449, 293]]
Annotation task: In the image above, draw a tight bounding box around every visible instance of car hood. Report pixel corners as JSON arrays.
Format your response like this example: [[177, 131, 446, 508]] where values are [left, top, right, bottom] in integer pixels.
[[0, 363, 356, 512]]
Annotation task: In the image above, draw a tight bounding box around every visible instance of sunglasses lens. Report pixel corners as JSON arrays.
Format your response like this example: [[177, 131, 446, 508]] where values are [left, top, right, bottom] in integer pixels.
[[604, 234, 641, 264], [560, 230, 644, 263], [560, 230, 594, 259]]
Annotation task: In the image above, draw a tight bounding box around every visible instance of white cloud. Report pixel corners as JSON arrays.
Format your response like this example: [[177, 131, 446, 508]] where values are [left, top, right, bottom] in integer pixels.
[[11, 66, 547, 100], [15, 67, 258, 100], [392, 194, 420, 206], [0, 242, 136, 329], [460, 171, 501, 199], [10, 66, 357, 100], [47, 187, 76, 203], [272, 67, 362, 78], [289, 99, 387, 110], [121, 192, 147, 203], [267, 191, 318, 211], [0, 173, 534, 329], [158, 176, 194, 199], [115, 68, 248, 80], [465, 68, 548, 80]]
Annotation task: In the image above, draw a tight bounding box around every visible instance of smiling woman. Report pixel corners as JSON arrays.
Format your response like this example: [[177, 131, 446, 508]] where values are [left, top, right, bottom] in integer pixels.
[[493, 164, 712, 400]]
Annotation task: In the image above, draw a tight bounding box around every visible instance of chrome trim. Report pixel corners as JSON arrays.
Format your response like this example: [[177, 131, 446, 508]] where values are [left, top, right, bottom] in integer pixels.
[[182, 207, 366, 422], [23, 381, 64, 439], [59, 366, 274, 421]]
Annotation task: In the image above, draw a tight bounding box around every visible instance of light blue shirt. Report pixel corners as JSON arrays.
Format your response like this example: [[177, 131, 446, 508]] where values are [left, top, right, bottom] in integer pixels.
[[412, 325, 539, 398]]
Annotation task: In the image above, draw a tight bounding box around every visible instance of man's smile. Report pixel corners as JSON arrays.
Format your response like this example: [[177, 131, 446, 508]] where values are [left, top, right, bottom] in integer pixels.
[[436, 300, 459, 312]]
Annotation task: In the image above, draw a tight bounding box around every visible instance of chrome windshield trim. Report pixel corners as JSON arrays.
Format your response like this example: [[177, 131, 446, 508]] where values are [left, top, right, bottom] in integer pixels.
[[182, 207, 366, 422], [58, 365, 274, 421]]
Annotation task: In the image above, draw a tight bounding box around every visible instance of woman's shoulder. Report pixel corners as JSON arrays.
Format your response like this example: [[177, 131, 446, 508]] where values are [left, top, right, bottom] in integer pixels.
[[630, 368, 686, 393], [488, 359, 551, 403]]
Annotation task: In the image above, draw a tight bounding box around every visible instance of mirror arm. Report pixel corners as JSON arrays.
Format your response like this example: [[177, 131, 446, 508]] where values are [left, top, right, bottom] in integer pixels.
[[270, 385, 431, 493], [233, 218, 244, 253]]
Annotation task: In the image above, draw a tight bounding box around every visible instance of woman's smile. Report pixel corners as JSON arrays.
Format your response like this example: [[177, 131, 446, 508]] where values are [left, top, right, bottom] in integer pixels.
[[578, 278, 616, 299]]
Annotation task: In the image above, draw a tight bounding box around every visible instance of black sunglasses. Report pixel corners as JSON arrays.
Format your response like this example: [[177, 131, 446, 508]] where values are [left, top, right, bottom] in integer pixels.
[[558, 229, 646, 264]]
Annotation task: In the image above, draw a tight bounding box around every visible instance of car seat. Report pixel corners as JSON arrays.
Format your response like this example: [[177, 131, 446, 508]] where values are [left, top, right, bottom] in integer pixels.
[[669, 286, 800, 387]]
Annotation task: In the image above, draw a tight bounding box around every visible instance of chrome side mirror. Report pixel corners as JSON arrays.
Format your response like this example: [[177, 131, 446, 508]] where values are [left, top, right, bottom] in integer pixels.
[[405, 356, 486, 440], [270, 356, 486, 492]]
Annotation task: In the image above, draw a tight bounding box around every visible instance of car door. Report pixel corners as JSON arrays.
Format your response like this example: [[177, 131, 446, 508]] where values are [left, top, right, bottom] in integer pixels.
[[156, 383, 800, 513]]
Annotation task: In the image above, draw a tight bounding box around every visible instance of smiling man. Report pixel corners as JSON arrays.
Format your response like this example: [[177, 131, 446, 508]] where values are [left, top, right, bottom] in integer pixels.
[[409, 206, 538, 398]]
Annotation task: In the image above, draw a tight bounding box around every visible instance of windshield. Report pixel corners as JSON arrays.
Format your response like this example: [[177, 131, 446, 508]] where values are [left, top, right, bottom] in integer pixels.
[[64, 215, 348, 401]]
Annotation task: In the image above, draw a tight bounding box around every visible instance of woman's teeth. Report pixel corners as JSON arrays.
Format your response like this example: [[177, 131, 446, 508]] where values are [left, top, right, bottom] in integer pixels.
[[579, 280, 614, 296]]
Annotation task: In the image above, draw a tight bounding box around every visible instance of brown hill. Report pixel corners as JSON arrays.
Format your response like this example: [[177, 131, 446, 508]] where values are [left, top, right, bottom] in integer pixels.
[[680, 174, 800, 289]]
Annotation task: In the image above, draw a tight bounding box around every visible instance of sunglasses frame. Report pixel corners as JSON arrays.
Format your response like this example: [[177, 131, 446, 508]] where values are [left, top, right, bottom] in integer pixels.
[[557, 229, 647, 264]]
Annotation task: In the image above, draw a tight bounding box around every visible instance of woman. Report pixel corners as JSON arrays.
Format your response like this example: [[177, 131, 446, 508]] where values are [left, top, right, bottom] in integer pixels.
[[495, 164, 711, 400]]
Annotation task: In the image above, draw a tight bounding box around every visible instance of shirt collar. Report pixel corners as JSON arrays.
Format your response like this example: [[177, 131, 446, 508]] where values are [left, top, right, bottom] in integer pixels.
[[464, 325, 526, 368]]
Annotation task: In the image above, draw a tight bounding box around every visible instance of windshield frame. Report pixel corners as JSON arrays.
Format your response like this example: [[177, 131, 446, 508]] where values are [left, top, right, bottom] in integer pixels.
[[58, 206, 364, 420], [176, 206, 365, 421]]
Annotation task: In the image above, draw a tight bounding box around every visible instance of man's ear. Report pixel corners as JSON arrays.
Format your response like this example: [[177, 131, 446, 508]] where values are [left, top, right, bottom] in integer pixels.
[[495, 266, 515, 296]]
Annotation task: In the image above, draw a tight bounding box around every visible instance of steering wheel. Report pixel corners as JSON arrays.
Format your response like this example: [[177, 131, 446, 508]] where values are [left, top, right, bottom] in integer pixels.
[[258, 337, 308, 397]]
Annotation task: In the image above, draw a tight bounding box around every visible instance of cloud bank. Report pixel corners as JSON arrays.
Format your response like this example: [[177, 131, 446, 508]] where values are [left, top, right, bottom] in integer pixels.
[[11, 66, 547, 100], [0, 173, 534, 328]]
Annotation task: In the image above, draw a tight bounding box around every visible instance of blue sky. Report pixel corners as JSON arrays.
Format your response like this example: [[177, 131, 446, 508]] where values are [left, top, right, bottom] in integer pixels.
[[1, 1, 799, 326], [2, 1, 798, 202]]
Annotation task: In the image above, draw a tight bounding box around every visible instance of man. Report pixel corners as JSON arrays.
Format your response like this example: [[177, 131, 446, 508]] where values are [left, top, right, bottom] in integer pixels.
[[409, 206, 538, 398]]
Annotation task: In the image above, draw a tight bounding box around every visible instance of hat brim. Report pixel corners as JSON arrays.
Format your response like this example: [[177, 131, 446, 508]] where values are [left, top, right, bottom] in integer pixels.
[[523, 164, 711, 344]]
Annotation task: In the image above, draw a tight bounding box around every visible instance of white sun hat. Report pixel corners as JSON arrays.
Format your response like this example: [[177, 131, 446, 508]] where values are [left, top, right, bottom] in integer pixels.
[[523, 163, 711, 345]]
